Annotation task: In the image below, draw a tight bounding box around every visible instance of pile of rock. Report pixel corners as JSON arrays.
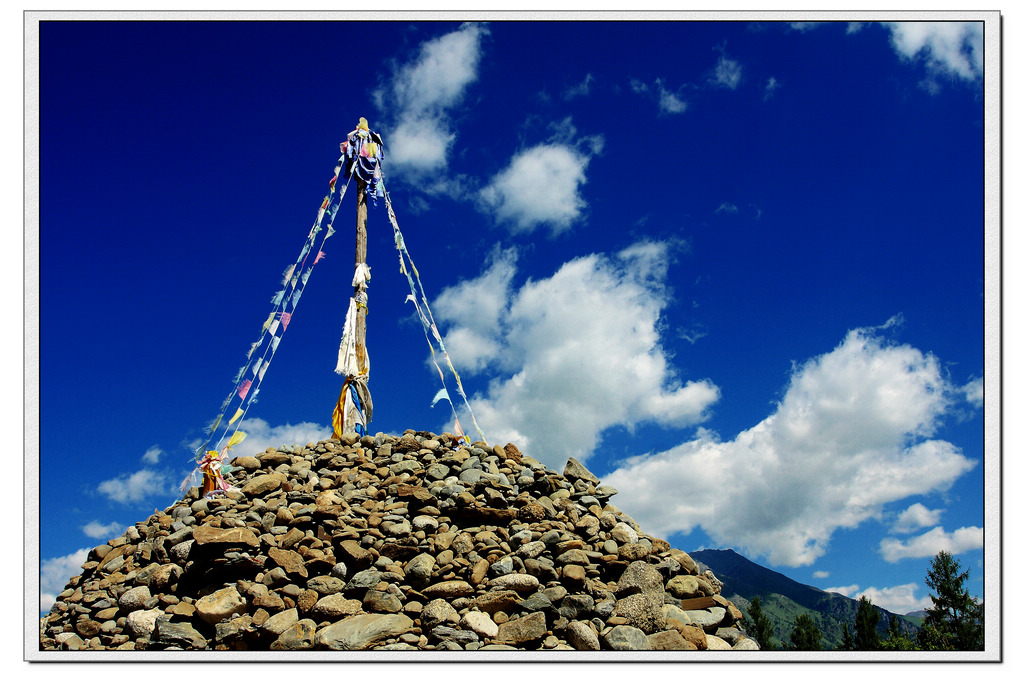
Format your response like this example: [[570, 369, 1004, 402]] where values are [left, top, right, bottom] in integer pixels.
[[40, 431, 760, 653]]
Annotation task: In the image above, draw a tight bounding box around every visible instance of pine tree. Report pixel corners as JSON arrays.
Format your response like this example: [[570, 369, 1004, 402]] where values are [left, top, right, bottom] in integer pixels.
[[840, 622, 855, 650], [789, 613, 822, 650], [747, 596, 775, 651], [880, 615, 919, 651], [919, 550, 984, 650], [853, 595, 881, 650]]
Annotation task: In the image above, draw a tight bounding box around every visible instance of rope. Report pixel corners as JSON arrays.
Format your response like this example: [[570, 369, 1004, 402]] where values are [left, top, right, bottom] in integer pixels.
[[380, 178, 487, 445], [191, 155, 355, 465]]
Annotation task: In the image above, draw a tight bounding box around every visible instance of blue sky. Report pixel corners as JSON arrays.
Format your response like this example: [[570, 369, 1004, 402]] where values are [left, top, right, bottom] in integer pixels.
[[32, 17, 994, 618]]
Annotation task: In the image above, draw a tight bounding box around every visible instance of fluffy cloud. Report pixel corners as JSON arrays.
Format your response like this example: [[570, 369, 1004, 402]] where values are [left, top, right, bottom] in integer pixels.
[[962, 377, 983, 409], [884, 22, 983, 83], [82, 520, 125, 539], [374, 23, 487, 178], [141, 445, 163, 464], [879, 525, 984, 563], [712, 55, 742, 89], [812, 570, 830, 579], [39, 548, 90, 612], [631, 78, 688, 115], [478, 143, 591, 235], [226, 417, 331, 460], [827, 582, 931, 615], [891, 502, 944, 534], [97, 468, 170, 504], [433, 240, 719, 468], [604, 322, 978, 567]]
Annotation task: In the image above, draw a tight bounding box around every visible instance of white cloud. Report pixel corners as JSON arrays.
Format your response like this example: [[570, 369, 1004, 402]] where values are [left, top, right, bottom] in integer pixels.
[[433, 248, 518, 373], [226, 417, 332, 460], [827, 582, 931, 615], [374, 23, 487, 177], [879, 525, 984, 563], [40, 548, 90, 612], [715, 202, 739, 215], [962, 377, 983, 409], [763, 76, 781, 100], [604, 321, 978, 567], [141, 445, 163, 464], [883, 22, 983, 84], [97, 468, 171, 504], [630, 78, 688, 115], [892, 502, 944, 534], [656, 79, 688, 114], [827, 584, 860, 597], [433, 240, 719, 468], [812, 570, 830, 579], [478, 143, 590, 235], [857, 583, 932, 615], [712, 56, 742, 89], [82, 520, 125, 539], [565, 73, 595, 100]]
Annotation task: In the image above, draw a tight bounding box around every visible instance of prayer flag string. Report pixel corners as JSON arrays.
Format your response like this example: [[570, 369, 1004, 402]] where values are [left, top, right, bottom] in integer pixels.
[[190, 155, 356, 468], [380, 178, 487, 446]]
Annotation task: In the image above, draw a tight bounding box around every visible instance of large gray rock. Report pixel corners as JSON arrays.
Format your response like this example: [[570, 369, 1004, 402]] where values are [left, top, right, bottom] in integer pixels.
[[154, 619, 208, 649], [315, 613, 415, 651], [603, 625, 652, 651], [565, 621, 600, 650]]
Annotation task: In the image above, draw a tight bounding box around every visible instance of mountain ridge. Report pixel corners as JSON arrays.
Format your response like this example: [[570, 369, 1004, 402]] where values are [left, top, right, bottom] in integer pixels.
[[690, 548, 918, 650]]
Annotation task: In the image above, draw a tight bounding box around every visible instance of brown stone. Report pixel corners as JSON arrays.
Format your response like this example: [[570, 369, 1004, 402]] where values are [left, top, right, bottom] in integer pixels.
[[676, 624, 708, 650], [267, 547, 308, 578], [648, 629, 691, 650], [473, 590, 522, 614], [192, 525, 259, 548], [496, 611, 547, 644], [241, 473, 287, 496]]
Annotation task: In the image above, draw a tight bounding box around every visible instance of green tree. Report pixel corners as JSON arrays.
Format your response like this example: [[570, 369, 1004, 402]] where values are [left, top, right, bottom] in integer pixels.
[[840, 622, 855, 650], [918, 550, 984, 650], [854, 595, 881, 650], [880, 615, 919, 651], [747, 596, 775, 651], [789, 613, 822, 650]]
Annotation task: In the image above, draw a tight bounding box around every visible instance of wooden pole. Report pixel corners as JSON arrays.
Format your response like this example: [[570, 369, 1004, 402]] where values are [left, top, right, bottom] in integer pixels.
[[354, 177, 368, 375], [342, 176, 370, 436]]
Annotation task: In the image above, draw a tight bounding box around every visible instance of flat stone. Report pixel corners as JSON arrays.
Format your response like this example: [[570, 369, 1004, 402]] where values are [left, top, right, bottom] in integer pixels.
[[315, 613, 414, 651], [684, 607, 727, 629], [261, 608, 300, 636], [195, 586, 247, 625], [267, 547, 307, 578], [154, 620, 208, 649], [460, 611, 499, 639], [487, 573, 540, 593], [421, 580, 475, 599], [191, 525, 259, 548], [496, 611, 547, 644]]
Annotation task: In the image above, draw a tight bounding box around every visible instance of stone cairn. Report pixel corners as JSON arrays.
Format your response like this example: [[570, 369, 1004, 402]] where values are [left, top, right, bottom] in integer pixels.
[[40, 431, 760, 653]]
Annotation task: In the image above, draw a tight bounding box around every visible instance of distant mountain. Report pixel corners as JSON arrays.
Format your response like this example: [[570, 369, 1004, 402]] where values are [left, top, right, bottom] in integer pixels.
[[690, 548, 919, 650]]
